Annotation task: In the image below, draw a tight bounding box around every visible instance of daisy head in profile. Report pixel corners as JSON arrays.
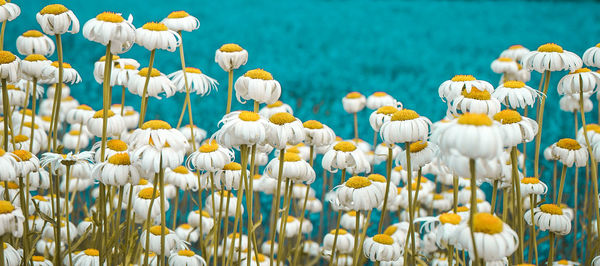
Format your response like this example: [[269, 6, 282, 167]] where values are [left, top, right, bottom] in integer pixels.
[[83, 12, 136, 54], [322, 141, 370, 174], [491, 57, 519, 74], [303, 120, 336, 148], [168, 67, 218, 96], [492, 80, 541, 110], [363, 234, 402, 262], [342, 91, 366, 114], [522, 43, 582, 73], [234, 68, 281, 105], [17, 30, 54, 56], [550, 138, 588, 168], [366, 91, 398, 110], [451, 86, 501, 116], [380, 109, 431, 145], [135, 22, 180, 52], [499, 44, 530, 61], [168, 249, 206, 266], [557, 67, 600, 95], [454, 213, 518, 262], [127, 67, 177, 99], [334, 176, 384, 211], [438, 74, 493, 103], [162, 10, 200, 32], [369, 106, 398, 133], [258, 100, 293, 119], [524, 203, 571, 235], [214, 111, 267, 149], [187, 140, 233, 172], [583, 43, 600, 68], [265, 112, 305, 150], [86, 110, 126, 138], [36, 4, 79, 35], [215, 43, 248, 72], [493, 109, 538, 148]]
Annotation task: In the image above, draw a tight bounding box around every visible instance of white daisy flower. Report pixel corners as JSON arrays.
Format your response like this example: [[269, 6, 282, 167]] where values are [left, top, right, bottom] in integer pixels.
[[204, 191, 241, 217], [46, 82, 70, 98], [135, 22, 181, 52], [557, 68, 600, 95], [187, 140, 234, 172], [492, 80, 541, 109], [165, 166, 199, 191], [127, 67, 177, 99], [499, 44, 530, 61], [493, 109, 538, 147], [174, 224, 200, 243], [501, 66, 531, 83], [466, 199, 492, 213], [363, 234, 402, 262], [140, 225, 187, 255], [217, 162, 245, 190], [550, 138, 588, 167], [453, 213, 518, 261], [133, 187, 168, 220], [322, 229, 354, 255], [398, 141, 436, 170], [265, 112, 304, 150], [41, 61, 82, 84], [366, 91, 398, 110], [21, 54, 52, 81], [168, 250, 206, 266], [438, 75, 494, 103], [522, 43, 582, 73], [86, 110, 126, 138], [491, 57, 519, 74], [36, 4, 79, 35], [0, 51, 19, 83], [113, 59, 140, 86], [380, 109, 432, 145], [451, 87, 501, 116], [214, 43, 248, 72], [168, 67, 218, 96], [369, 106, 398, 132], [276, 216, 301, 238], [0, 200, 24, 237], [213, 111, 267, 149], [234, 68, 281, 105], [552, 260, 580, 266], [322, 141, 370, 174], [93, 152, 141, 186], [30, 256, 52, 266], [162, 11, 200, 32], [303, 120, 336, 148], [12, 149, 39, 177], [0, 149, 19, 182], [42, 219, 76, 241], [373, 143, 401, 165], [340, 211, 364, 231], [342, 91, 366, 113], [186, 210, 214, 234], [258, 101, 293, 119], [524, 204, 571, 235], [433, 113, 503, 160], [83, 12, 136, 54], [66, 104, 95, 125], [16, 30, 55, 56], [520, 177, 548, 197], [583, 43, 600, 68], [334, 176, 384, 211]]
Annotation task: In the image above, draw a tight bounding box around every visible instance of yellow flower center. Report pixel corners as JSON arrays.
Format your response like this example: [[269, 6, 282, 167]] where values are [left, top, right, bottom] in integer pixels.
[[40, 4, 68, 15], [303, 120, 323, 129], [19, 109, 34, 116], [372, 234, 394, 245], [92, 110, 115, 119], [22, 30, 43, 38], [537, 43, 563, 53], [75, 105, 93, 111], [521, 177, 540, 184], [223, 162, 242, 171], [32, 256, 45, 262], [0, 51, 15, 64], [199, 142, 219, 153], [329, 229, 348, 235], [149, 225, 166, 235], [107, 139, 127, 151], [472, 213, 503, 234], [84, 249, 99, 257], [333, 141, 357, 152], [238, 111, 260, 122], [376, 106, 398, 115], [33, 195, 48, 201], [461, 87, 491, 100], [571, 68, 591, 74], [493, 109, 522, 124], [138, 188, 159, 199], [184, 67, 202, 74], [227, 232, 242, 239], [142, 22, 168, 31], [497, 57, 513, 62], [540, 204, 563, 215], [347, 211, 357, 217], [509, 44, 524, 50], [13, 134, 28, 143], [391, 109, 419, 121], [286, 146, 300, 154], [283, 152, 301, 162], [451, 75, 476, 82], [219, 43, 244, 52], [372, 92, 388, 97], [13, 150, 32, 161], [141, 120, 172, 130], [108, 153, 131, 165], [503, 80, 525, 89], [556, 138, 581, 150], [24, 54, 47, 62], [456, 206, 469, 212], [269, 112, 295, 125], [586, 124, 600, 134], [244, 69, 273, 80], [50, 61, 72, 68], [345, 92, 363, 99], [457, 113, 492, 126], [96, 12, 124, 23], [267, 101, 284, 108], [286, 216, 296, 223], [383, 225, 397, 236], [139, 179, 149, 185], [167, 11, 190, 19], [99, 55, 120, 62], [68, 130, 81, 136], [169, 166, 188, 174], [345, 176, 372, 189], [0, 182, 18, 189], [0, 200, 14, 214], [138, 67, 161, 77], [178, 249, 195, 257], [368, 174, 386, 183], [256, 254, 267, 262], [409, 141, 428, 153]]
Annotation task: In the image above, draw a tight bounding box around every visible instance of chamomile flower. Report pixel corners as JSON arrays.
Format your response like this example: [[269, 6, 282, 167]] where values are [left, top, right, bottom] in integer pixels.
[[128, 67, 177, 99], [133, 187, 167, 220], [335, 176, 384, 211], [552, 260, 580, 266], [28, 168, 50, 191], [454, 213, 518, 261], [560, 92, 593, 113], [0, 149, 18, 182], [491, 57, 519, 74], [168, 250, 206, 266], [380, 109, 431, 145], [276, 216, 301, 238], [369, 106, 398, 132], [341, 211, 364, 231], [41, 61, 81, 84], [373, 143, 401, 165], [520, 177, 548, 196], [86, 110, 126, 138], [187, 210, 214, 233], [204, 191, 240, 217], [366, 91, 398, 110], [303, 120, 336, 147], [168, 67, 218, 96], [265, 112, 304, 149], [466, 199, 492, 213], [214, 111, 267, 148], [174, 224, 200, 243], [438, 75, 494, 103], [93, 152, 141, 186], [322, 141, 370, 173], [524, 204, 571, 235], [21, 54, 52, 80], [36, 4, 79, 35], [162, 11, 200, 32], [342, 92, 366, 113], [258, 101, 293, 118], [165, 166, 199, 190], [493, 109, 538, 147], [583, 43, 600, 68], [322, 229, 354, 255], [398, 141, 436, 170], [12, 149, 39, 176], [492, 80, 541, 109], [240, 253, 271, 266], [215, 43, 248, 72], [0, 200, 24, 237], [234, 68, 281, 105], [500, 44, 530, 61], [522, 43, 582, 73], [140, 225, 187, 255], [0, 51, 19, 83], [451, 87, 501, 116], [66, 104, 95, 125], [558, 68, 600, 95], [550, 138, 588, 167], [217, 162, 245, 190], [30, 256, 52, 266], [301, 196, 323, 213], [363, 234, 402, 262], [187, 140, 233, 172], [265, 152, 315, 184], [433, 113, 503, 159], [83, 12, 136, 54], [46, 83, 70, 98], [135, 22, 181, 51], [17, 30, 54, 56]]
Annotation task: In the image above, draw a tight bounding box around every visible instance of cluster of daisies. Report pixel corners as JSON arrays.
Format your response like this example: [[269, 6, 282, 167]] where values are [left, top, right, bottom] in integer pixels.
[[0, 2, 600, 266]]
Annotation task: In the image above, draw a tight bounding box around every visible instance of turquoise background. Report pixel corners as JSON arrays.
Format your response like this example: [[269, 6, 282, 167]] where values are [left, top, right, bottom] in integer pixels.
[[9, 0, 600, 262]]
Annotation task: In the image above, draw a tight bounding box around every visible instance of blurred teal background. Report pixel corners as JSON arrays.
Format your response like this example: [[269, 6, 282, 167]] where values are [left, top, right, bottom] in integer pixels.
[[9, 0, 600, 261]]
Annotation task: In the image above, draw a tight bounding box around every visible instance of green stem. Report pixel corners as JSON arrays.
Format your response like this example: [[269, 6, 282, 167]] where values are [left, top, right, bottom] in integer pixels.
[[556, 165, 567, 204], [138, 49, 156, 127], [468, 159, 479, 266], [511, 147, 524, 263], [225, 70, 233, 114], [377, 147, 393, 233], [29, 78, 37, 153], [1, 79, 8, 150], [269, 149, 285, 265], [533, 70, 550, 179]]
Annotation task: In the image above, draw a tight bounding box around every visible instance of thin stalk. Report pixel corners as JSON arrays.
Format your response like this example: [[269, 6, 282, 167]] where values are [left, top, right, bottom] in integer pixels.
[[159, 161, 166, 260], [100, 42, 113, 160], [28, 78, 37, 153], [354, 209, 372, 265], [552, 161, 557, 202], [556, 165, 567, 204], [511, 147, 524, 262], [468, 159, 480, 266], [17, 174, 30, 263], [403, 142, 416, 265], [329, 169, 346, 262], [453, 175, 458, 213], [50, 34, 64, 151], [172, 189, 180, 229], [491, 180, 498, 214], [377, 146, 393, 233], [291, 146, 315, 264], [548, 233, 555, 265], [138, 49, 156, 127], [529, 195, 538, 266], [533, 70, 551, 179], [572, 166, 578, 261], [1, 79, 8, 150], [0, 235, 4, 266], [64, 163, 74, 266], [120, 86, 126, 116], [225, 70, 233, 114], [226, 146, 248, 266], [352, 211, 360, 263], [18, 81, 31, 135], [142, 175, 159, 266], [353, 112, 358, 139], [269, 149, 285, 265]]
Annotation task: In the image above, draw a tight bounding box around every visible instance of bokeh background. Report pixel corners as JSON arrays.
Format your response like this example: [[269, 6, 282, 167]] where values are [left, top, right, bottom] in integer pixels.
[[10, 0, 600, 262]]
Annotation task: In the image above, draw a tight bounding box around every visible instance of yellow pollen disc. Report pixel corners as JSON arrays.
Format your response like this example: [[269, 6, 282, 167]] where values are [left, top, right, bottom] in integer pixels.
[[286, 146, 300, 154], [503, 80, 525, 88], [108, 153, 131, 165], [376, 106, 398, 115], [99, 55, 120, 62], [96, 12, 124, 23], [13, 135, 28, 143], [0, 51, 15, 64], [24, 54, 47, 62], [32, 256, 45, 262], [253, 174, 261, 180], [138, 188, 159, 199], [333, 141, 357, 152], [586, 124, 600, 134], [329, 229, 347, 235], [40, 4, 68, 15], [184, 67, 202, 74], [283, 152, 301, 162], [537, 43, 563, 53], [396, 187, 402, 193], [557, 260, 569, 265], [456, 206, 469, 212], [493, 109, 522, 124], [50, 61, 72, 68], [345, 176, 372, 189], [497, 57, 513, 62], [220, 190, 232, 197], [433, 194, 444, 200], [107, 139, 127, 151], [68, 130, 81, 136], [451, 75, 476, 82], [347, 211, 357, 217], [244, 69, 273, 80], [509, 44, 524, 50], [178, 249, 195, 257], [556, 138, 581, 150], [139, 179, 149, 185], [411, 183, 422, 190], [138, 67, 161, 77], [141, 120, 172, 130], [461, 87, 491, 100], [372, 92, 388, 97], [521, 177, 540, 184], [32, 195, 47, 201], [219, 43, 244, 52], [22, 30, 43, 38], [92, 110, 115, 119], [76, 105, 93, 111], [391, 109, 419, 121], [368, 174, 386, 183], [372, 234, 394, 245], [269, 112, 295, 125], [223, 162, 242, 171], [123, 65, 137, 70], [303, 120, 323, 129], [83, 249, 100, 257], [286, 216, 296, 223], [345, 92, 363, 99], [172, 166, 189, 174], [0, 201, 15, 214], [409, 141, 428, 153], [267, 101, 283, 108], [149, 225, 166, 235], [457, 113, 493, 126], [394, 166, 402, 171], [199, 142, 219, 153], [383, 225, 397, 235], [168, 11, 190, 19], [227, 233, 242, 239], [200, 211, 210, 218], [256, 254, 267, 262], [13, 150, 32, 161], [472, 213, 503, 234], [19, 109, 33, 116], [572, 68, 591, 74], [1, 182, 18, 189], [142, 22, 168, 31], [540, 204, 563, 215], [238, 111, 260, 122]]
